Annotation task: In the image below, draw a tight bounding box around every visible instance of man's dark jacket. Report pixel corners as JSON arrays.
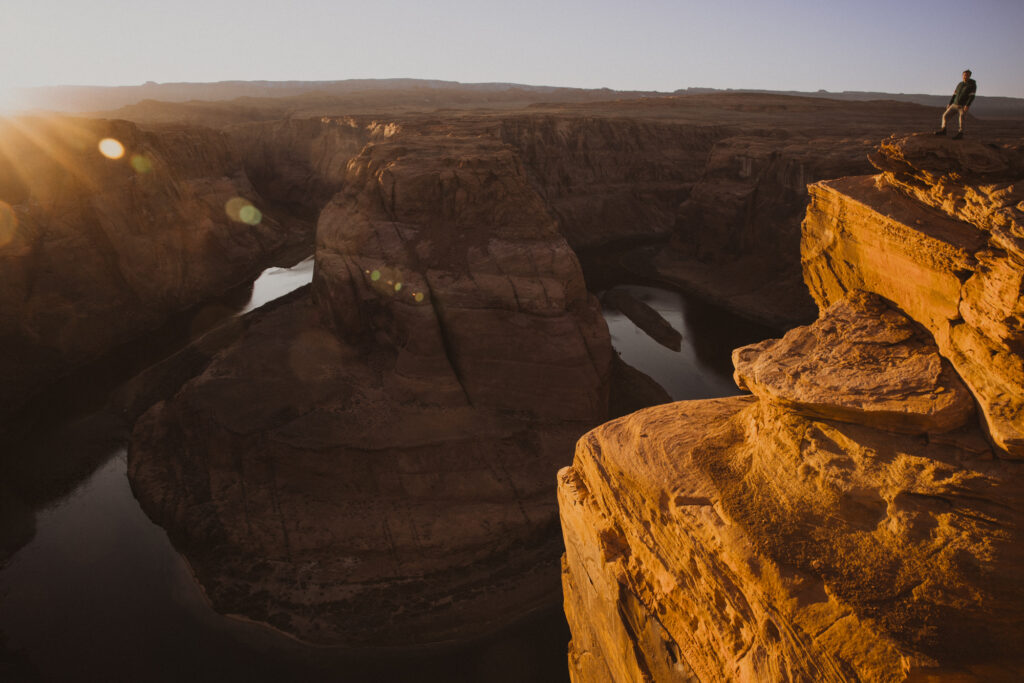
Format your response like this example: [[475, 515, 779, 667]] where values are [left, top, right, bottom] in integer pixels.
[[951, 78, 977, 106]]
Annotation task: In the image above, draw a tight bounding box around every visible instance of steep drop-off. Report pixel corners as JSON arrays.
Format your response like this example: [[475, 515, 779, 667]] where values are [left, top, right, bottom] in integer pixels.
[[500, 116, 730, 249], [224, 116, 379, 218], [128, 119, 612, 646], [558, 134, 1024, 681]]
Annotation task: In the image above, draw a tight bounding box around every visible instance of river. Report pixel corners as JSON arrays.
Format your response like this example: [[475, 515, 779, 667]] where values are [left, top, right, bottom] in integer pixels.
[[0, 260, 773, 682]]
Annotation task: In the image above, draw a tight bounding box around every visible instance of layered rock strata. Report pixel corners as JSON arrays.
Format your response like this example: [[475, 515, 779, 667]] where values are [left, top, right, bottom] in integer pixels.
[[0, 116, 292, 419], [501, 116, 729, 249], [558, 135, 1024, 681], [225, 117, 379, 217], [804, 134, 1024, 457], [129, 121, 612, 646]]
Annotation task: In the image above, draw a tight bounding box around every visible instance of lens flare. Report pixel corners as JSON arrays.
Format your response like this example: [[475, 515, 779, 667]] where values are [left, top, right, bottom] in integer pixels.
[[98, 138, 125, 159], [0, 201, 17, 248], [130, 154, 152, 174], [413, 292, 424, 303], [370, 270, 381, 282], [394, 282, 402, 292], [239, 204, 262, 225], [225, 197, 262, 225]]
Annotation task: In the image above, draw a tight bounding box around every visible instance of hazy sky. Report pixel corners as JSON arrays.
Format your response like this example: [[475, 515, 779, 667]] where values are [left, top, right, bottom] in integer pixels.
[[3, 0, 1023, 97]]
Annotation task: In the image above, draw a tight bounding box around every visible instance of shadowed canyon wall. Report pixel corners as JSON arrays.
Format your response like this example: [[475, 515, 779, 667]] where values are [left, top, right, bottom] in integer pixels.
[[0, 117, 299, 423], [127, 119, 613, 646], [7, 99, 896, 438], [558, 134, 1024, 681]]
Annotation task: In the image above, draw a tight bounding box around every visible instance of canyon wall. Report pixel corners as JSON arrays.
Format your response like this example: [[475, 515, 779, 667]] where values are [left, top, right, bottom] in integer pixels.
[[1, 99, 934, 422], [558, 134, 1024, 681], [500, 116, 730, 249], [225, 117, 379, 217], [0, 116, 296, 422], [127, 119, 612, 646]]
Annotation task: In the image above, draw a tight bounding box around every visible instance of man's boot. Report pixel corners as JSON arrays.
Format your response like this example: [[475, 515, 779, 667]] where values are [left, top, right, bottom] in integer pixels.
[[953, 131, 964, 140], [934, 127, 947, 135]]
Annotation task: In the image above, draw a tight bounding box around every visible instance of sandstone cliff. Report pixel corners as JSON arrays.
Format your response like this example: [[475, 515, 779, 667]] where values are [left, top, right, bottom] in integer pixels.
[[0, 116, 296, 422], [501, 116, 729, 249], [804, 135, 1024, 457], [558, 134, 1024, 681], [224, 116, 379, 217], [128, 119, 612, 646]]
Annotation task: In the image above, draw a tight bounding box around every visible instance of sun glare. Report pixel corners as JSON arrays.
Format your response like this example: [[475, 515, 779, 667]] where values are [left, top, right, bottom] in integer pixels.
[[98, 138, 125, 159], [130, 154, 152, 173], [0, 201, 17, 248]]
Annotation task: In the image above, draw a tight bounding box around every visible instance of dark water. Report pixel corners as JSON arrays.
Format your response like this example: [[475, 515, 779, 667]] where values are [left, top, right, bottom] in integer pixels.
[[0, 262, 775, 682], [601, 284, 774, 401]]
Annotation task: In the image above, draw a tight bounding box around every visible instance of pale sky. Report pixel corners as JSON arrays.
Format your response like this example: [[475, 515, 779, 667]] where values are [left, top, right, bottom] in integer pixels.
[[2, 0, 1022, 97]]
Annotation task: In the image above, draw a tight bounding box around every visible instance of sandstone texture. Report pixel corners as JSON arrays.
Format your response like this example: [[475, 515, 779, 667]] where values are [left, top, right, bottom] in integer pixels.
[[128, 120, 612, 646], [501, 116, 727, 249], [0, 116, 294, 420], [804, 134, 1024, 457], [733, 292, 975, 435], [225, 117, 379, 217], [559, 135, 1024, 681], [560, 394, 1022, 682]]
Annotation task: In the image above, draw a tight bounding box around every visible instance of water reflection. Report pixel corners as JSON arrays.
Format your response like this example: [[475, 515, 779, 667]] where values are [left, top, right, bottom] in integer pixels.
[[0, 264, 775, 682], [0, 256, 572, 682], [239, 257, 314, 314], [601, 284, 774, 401], [0, 451, 570, 682]]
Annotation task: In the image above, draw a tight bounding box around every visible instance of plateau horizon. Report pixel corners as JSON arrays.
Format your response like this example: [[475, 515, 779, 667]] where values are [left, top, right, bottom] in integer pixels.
[[2, 0, 1023, 100]]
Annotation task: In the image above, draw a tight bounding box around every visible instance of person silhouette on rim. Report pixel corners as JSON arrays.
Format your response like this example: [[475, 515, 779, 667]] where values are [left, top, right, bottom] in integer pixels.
[[935, 70, 976, 140]]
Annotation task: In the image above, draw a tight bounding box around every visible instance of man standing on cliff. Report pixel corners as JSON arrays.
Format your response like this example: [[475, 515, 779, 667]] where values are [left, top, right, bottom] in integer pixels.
[[935, 70, 976, 139]]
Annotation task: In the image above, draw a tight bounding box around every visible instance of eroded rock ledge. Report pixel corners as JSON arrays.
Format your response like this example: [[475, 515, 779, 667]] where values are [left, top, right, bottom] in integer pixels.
[[558, 135, 1024, 681], [804, 134, 1024, 457]]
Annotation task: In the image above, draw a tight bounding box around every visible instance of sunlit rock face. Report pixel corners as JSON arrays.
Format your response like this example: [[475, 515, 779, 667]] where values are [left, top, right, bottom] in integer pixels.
[[558, 135, 1024, 681], [733, 292, 976, 435], [0, 116, 291, 418], [129, 119, 612, 646], [804, 134, 1024, 457]]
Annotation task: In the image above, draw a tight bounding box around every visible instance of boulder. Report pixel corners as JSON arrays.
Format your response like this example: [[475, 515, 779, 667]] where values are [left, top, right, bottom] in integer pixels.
[[733, 292, 975, 434]]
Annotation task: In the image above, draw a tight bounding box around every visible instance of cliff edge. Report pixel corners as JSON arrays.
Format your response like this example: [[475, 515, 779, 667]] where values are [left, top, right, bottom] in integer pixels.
[[558, 134, 1024, 681]]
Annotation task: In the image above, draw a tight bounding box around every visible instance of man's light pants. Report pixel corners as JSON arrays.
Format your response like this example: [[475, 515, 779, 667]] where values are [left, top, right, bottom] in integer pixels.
[[941, 104, 967, 132]]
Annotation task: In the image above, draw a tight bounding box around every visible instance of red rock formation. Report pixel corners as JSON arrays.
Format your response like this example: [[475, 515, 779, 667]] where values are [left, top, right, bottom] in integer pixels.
[[128, 119, 612, 646], [558, 134, 1024, 681], [501, 116, 727, 249], [0, 116, 294, 419], [224, 116, 377, 216], [804, 135, 1024, 457]]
